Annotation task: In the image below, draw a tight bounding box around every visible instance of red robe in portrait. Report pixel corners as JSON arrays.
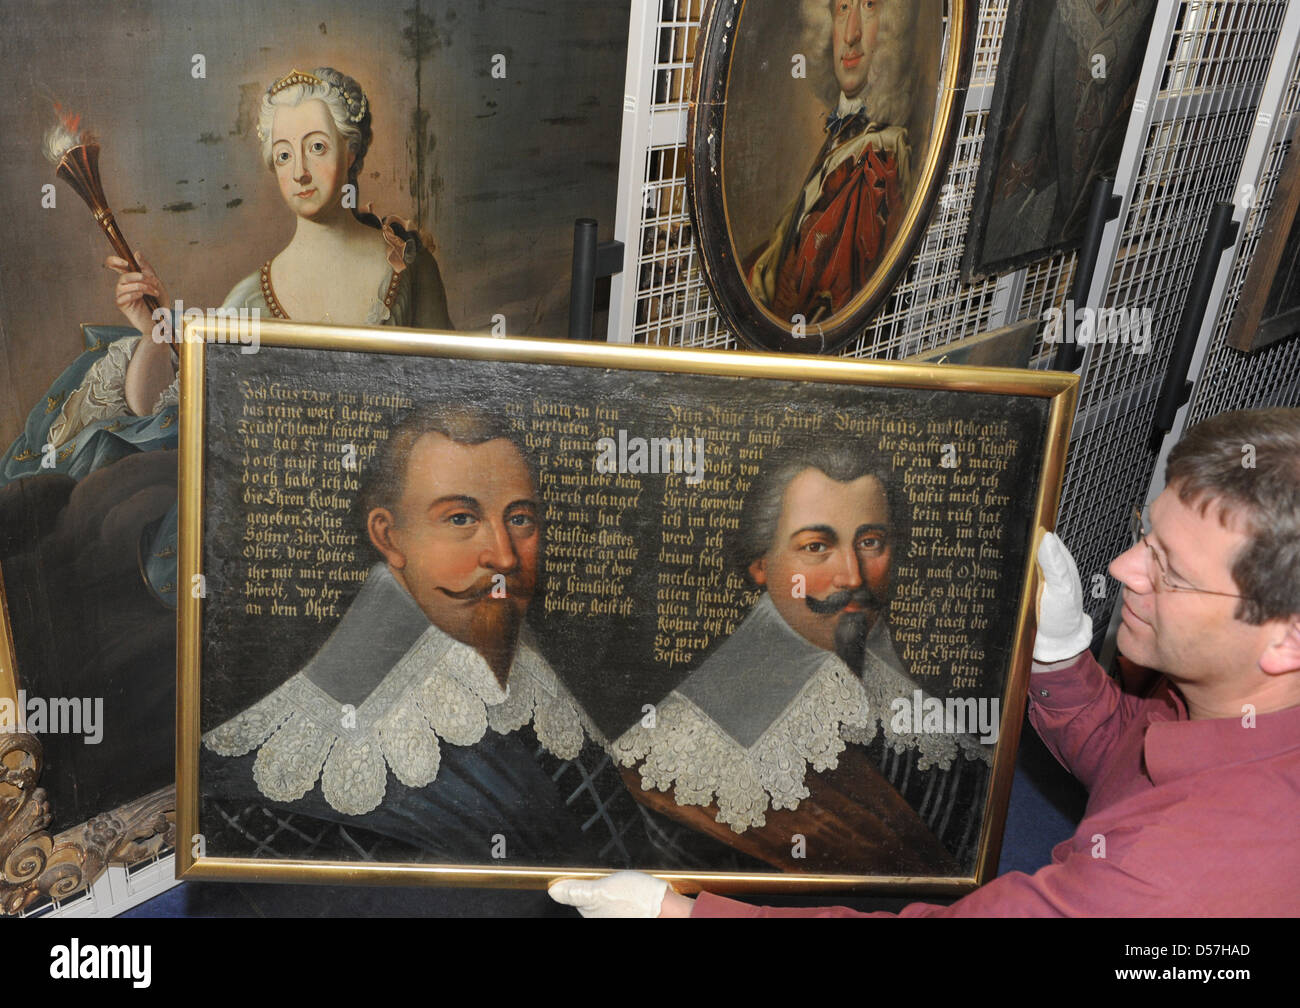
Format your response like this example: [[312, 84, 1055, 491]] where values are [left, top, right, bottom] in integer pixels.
[[746, 114, 910, 325]]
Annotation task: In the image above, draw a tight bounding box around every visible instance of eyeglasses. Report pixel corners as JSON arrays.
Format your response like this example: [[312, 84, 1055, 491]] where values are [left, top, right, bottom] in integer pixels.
[[1129, 507, 1242, 598]]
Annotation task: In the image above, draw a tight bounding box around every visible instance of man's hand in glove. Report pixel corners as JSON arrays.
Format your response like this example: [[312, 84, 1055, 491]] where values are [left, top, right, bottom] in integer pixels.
[[1034, 532, 1093, 665], [549, 872, 693, 917]]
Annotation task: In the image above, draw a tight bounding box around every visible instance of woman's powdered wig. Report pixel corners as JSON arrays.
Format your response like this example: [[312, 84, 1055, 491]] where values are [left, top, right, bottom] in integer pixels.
[[257, 67, 373, 189]]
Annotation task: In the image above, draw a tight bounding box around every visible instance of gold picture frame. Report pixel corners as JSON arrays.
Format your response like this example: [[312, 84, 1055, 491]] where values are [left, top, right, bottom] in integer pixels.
[[177, 318, 1076, 895]]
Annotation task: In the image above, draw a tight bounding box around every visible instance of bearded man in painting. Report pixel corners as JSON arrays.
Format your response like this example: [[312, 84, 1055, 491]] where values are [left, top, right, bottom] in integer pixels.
[[203, 404, 605, 862]]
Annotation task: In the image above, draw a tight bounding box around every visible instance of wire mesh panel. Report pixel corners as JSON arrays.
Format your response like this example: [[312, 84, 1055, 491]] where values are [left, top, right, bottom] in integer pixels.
[[971, 0, 1011, 87], [1016, 257, 1079, 368], [652, 0, 703, 110], [1055, 0, 1290, 633], [1188, 29, 1300, 422], [631, 0, 730, 348], [634, 141, 731, 347]]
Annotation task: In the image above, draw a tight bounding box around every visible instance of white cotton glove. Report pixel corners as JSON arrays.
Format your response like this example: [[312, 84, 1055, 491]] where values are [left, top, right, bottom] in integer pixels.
[[548, 871, 670, 918], [1033, 532, 1094, 663]]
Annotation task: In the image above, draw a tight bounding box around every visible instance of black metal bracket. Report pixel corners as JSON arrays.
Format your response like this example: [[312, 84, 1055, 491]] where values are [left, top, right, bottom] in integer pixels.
[[1053, 175, 1124, 373], [568, 218, 625, 341], [1148, 201, 1240, 451]]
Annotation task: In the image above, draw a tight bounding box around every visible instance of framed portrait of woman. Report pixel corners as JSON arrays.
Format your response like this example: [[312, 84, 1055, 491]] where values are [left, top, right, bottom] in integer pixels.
[[687, 0, 976, 354]]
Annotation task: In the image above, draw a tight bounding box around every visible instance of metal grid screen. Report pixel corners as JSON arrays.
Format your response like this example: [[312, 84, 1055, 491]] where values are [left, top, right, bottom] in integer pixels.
[[634, 0, 728, 348], [1189, 33, 1300, 422]]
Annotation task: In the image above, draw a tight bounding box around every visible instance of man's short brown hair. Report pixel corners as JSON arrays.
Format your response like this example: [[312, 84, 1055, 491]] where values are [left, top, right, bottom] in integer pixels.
[[732, 438, 900, 582], [355, 403, 536, 545], [1166, 408, 1300, 624]]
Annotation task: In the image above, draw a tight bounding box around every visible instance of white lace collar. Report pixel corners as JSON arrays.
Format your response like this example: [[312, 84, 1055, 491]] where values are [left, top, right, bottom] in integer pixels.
[[204, 602, 598, 816], [612, 598, 991, 833]]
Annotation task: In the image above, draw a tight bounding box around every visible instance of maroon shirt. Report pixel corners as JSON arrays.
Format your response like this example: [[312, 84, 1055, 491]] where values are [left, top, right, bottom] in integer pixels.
[[693, 652, 1300, 917]]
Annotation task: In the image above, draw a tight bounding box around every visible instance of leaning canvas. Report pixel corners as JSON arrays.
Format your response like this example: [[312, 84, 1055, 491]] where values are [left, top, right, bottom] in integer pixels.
[[177, 320, 1076, 894]]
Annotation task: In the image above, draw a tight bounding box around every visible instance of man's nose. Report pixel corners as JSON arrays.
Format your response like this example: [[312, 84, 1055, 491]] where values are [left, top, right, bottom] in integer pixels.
[[845, 2, 862, 45], [1108, 540, 1152, 594], [832, 549, 864, 589], [479, 519, 520, 573]]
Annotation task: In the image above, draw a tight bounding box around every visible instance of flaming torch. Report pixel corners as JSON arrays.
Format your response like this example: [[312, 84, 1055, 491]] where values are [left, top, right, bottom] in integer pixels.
[[43, 103, 160, 318]]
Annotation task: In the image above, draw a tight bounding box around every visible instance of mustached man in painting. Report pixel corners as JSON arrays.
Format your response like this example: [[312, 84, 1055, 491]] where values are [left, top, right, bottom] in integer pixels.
[[203, 404, 615, 863], [614, 440, 992, 874], [745, 0, 918, 326]]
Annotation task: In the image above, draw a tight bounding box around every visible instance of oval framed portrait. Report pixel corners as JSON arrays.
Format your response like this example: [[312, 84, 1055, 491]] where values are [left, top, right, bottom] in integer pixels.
[[688, 0, 975, 353]]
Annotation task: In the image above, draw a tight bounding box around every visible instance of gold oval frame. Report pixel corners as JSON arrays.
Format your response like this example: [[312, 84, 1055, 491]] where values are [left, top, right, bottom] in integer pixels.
[[687, 0, 975, 353]]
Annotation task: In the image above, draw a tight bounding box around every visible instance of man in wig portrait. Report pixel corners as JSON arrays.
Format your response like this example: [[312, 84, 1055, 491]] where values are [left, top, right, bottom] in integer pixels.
[[745, 0, 919, 324]]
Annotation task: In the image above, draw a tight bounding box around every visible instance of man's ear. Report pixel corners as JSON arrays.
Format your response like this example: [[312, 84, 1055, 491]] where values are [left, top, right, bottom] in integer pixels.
[[1259, 618, 1300, 677], [368, 507, 406, 571], [748, 556, 768, 587]]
